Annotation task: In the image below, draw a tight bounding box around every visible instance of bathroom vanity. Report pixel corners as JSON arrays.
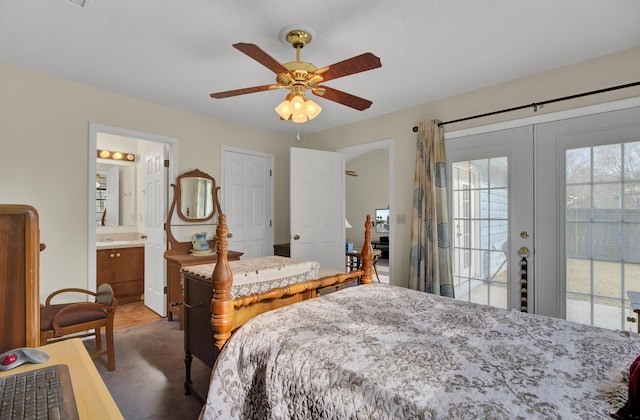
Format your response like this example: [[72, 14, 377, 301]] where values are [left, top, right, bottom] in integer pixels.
[[96, 241, 144, 304]]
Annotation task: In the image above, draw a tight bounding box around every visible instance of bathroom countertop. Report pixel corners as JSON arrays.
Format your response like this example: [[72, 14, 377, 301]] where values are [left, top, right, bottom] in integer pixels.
[[96, 239, 145, 250]]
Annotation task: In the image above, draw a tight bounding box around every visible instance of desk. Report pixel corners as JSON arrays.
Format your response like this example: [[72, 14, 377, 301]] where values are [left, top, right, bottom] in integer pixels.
[[371, 240, 389, 258], [273, 243, 290, 257], [0, 339, 123, 419], [346, 249, 382, 281]]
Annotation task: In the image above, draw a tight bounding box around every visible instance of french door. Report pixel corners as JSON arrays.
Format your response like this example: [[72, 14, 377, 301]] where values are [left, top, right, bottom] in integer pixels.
[[447, 106, 640, 330], [446, 126, 534, 311], [537, 107, 640, 329]]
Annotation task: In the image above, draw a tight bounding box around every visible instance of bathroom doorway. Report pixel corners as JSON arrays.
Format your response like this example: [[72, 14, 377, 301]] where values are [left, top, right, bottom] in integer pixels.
[[88, 123, 178, 317]]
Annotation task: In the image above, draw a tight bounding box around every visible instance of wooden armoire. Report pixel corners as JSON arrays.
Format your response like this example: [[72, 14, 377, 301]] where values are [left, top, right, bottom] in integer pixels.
[[0, 205, 41, 353]]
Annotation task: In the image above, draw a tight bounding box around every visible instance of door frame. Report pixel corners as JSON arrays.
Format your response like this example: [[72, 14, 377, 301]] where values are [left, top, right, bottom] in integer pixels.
[[88, 123, 178, 293], [337, 139, 393, 282]]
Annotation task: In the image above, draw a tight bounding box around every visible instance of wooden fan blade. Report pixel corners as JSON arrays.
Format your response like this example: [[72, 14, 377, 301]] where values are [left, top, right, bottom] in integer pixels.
[[315, 53, 381, 82], [313, 86, 373, 111], [233, 43, 291, 75], [210, 84, 278, 99]]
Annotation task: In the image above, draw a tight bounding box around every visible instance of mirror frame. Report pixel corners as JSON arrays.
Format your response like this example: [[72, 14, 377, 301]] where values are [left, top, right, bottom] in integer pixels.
[[174, 169, 219, 222]]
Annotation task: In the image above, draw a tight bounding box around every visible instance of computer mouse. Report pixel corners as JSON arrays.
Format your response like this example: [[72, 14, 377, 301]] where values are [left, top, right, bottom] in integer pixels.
[[0, 347, 49, 371]]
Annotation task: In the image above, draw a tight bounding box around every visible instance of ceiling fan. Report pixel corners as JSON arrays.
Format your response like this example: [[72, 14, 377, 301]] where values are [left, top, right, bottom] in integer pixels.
[[210, 29, 382, 123]]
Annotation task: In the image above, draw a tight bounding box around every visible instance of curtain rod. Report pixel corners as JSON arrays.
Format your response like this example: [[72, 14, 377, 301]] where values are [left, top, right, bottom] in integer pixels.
[[411, 81, 640, 132]]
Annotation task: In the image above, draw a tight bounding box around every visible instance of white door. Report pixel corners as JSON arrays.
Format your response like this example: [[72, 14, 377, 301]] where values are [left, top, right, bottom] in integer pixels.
[[447, 126, 534, 311], [536, 106, 640, 329], [144, 145, 166, 316], [222, 147, 274, 259], [290, 147, 345, 271]]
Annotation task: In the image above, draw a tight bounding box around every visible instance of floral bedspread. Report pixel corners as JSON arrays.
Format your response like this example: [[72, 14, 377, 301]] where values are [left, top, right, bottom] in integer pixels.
[[203, 283, 640, 419]]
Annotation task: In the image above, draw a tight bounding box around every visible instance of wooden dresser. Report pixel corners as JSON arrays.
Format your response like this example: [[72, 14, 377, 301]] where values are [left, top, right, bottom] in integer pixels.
[[163, 168, 244, 330], [165, 250, 242, 330], [0, 205, 41, 353]]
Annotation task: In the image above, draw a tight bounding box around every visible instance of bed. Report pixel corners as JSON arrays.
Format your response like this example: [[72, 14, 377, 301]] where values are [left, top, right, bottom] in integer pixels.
[[179, 212, 376, 395], [201, 279, 640, 419]]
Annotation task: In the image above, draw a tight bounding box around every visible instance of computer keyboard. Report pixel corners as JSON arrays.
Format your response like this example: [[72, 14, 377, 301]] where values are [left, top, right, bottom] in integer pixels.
[[0, 364, 79, 420]]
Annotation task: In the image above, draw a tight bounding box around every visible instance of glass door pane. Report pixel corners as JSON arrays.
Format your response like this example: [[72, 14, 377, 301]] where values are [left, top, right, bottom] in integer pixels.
[[565, 140, 640, 329], [452, 158, 509, 308]]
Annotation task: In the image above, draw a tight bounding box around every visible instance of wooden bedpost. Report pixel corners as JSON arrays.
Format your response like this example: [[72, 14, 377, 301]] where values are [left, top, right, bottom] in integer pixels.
[[359, 214, 374, 285], [210, 212, 234, 350]]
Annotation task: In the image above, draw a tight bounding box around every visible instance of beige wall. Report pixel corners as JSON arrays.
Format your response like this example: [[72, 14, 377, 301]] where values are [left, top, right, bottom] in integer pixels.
[[0, 63, 294, 299], [1, 47, 639, 297], [303, 47, 640, 288]]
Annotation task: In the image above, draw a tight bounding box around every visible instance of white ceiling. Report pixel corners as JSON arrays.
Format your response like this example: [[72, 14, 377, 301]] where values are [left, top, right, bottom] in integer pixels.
[[1, 1, 639, 138]]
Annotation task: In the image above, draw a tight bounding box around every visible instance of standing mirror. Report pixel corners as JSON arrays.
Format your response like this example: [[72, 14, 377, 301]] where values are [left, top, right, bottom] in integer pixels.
[[175, 169, 218, 222], [165, 168, 221, 252]]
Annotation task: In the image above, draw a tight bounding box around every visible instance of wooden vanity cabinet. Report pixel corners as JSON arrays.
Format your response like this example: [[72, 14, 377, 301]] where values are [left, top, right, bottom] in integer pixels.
[[97, 246, 144, 304]]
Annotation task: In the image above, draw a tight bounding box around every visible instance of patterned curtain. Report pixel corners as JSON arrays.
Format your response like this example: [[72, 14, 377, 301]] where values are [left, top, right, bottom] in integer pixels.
[[409, 120, 454, 297]]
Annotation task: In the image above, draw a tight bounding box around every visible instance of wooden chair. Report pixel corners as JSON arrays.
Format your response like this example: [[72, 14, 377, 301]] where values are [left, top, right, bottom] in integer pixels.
[[40, 283, 117, 371], [346, 249, 381, 282]]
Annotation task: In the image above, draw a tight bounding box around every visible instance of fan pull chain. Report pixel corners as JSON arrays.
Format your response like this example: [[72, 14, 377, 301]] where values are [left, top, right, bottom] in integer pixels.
[[297, 125, 301, 141], [518, 246, 530, 313]]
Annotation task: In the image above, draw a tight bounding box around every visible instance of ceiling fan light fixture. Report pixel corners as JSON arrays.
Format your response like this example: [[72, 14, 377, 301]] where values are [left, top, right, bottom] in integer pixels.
[[291, 113, 307, 123], [290, 95, 305, 115], [305, 99, 322, 120], [275, 100, 292, 120], [274, 94, 322, 123]]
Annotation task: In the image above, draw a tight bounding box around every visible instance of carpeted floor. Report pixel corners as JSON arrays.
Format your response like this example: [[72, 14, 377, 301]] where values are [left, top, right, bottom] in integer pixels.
[[84, 319, 211, 420]]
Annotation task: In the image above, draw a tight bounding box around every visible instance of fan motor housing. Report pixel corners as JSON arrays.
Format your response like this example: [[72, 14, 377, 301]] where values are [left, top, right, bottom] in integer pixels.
[[286, 30, 312, 49]]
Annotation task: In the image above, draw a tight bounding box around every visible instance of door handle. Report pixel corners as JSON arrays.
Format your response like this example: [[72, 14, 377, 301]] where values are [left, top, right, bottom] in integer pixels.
[[293, 234, 300, 240], [227, 233, 233, 238], [171, 301, 203, 309]]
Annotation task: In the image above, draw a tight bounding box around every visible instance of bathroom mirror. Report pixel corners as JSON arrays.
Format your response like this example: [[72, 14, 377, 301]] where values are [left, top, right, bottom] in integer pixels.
[[175, 169, 218, 222], [96, 162, 136, 226]]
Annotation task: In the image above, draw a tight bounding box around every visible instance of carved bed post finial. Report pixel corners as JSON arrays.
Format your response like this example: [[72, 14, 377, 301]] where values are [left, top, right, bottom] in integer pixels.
[[211, 212, 234, 350], [360, 214, 374, 284]]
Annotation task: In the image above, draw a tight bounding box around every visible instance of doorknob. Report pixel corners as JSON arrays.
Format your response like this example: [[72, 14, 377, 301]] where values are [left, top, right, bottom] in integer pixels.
[[227, 233, 233, 238], [293, 234, 300, 240]]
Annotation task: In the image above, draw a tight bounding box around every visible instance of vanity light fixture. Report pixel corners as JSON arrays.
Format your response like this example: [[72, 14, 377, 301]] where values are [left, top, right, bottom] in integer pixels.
[[97, 149, 136, 162]]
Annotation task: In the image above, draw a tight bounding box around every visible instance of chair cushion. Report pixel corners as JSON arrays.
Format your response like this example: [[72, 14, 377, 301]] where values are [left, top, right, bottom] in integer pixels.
[[40, 303, 107, 331]]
